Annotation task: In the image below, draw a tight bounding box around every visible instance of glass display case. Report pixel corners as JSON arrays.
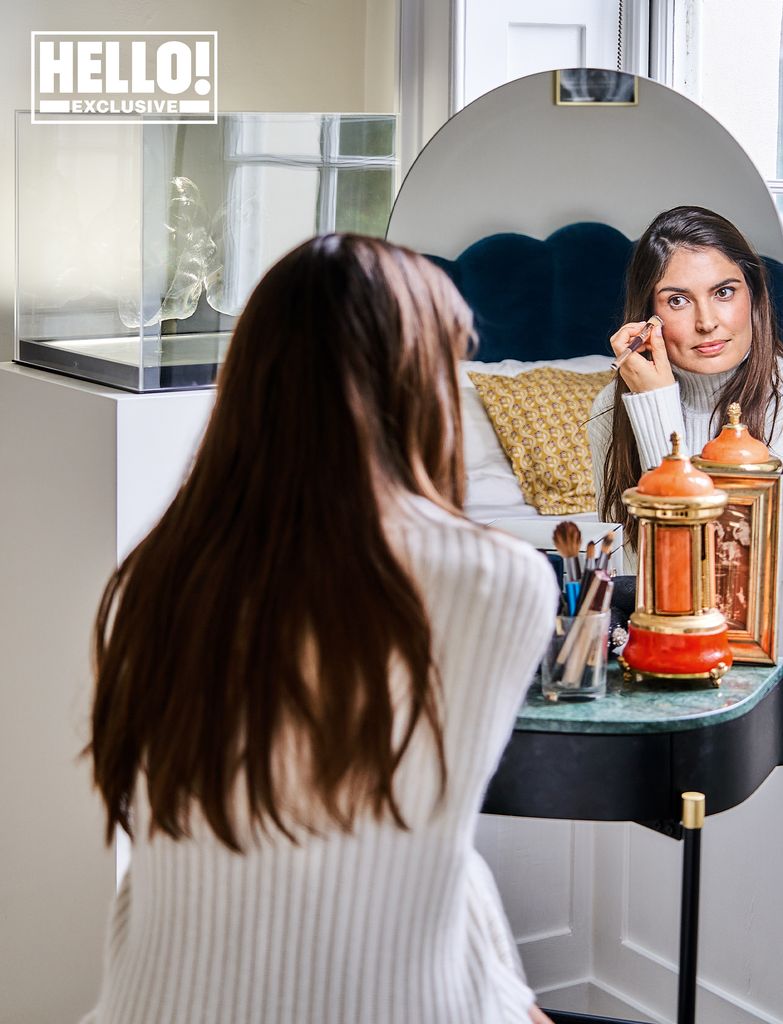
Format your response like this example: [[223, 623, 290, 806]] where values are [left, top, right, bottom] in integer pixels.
[[16, 111, 398, 391]]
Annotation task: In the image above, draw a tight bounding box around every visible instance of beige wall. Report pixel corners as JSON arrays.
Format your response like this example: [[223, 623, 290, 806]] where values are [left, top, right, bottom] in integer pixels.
[[0, 0, 398, 360], [365, 0, 398, 112]]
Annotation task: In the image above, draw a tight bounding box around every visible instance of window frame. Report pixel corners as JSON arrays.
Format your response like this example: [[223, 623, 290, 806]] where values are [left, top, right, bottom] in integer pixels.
[[399, 0, 651, 174], [223, 113, 398, 234], [399, 0, 783, 215]]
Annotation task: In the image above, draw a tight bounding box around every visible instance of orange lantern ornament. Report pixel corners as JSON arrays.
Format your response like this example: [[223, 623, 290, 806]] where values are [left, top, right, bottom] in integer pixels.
[[696, 403, 776, 468], [620, 432, 732, 685], [692, 403, 782, 664]]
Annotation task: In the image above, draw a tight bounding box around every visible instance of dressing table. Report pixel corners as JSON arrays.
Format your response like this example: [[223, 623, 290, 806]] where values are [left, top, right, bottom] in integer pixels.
[[483, 661, 783, 1024]]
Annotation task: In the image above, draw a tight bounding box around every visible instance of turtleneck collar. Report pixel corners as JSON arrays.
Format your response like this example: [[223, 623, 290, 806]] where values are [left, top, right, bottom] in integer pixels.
[[673, 364, 738, 410], [672, 348, 751, 411]]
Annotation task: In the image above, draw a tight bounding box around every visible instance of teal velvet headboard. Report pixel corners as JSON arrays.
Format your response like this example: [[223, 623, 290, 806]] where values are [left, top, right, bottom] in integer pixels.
[[426, 223, 783, 363]]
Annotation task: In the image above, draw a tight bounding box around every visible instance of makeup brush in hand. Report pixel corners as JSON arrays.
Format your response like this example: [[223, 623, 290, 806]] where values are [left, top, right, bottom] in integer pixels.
[[553, 521, 582, 583], [610, 314, 664, 371]]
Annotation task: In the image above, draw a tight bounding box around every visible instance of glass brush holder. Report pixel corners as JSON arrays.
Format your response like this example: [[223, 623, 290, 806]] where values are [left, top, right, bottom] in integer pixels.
[[540, 610, 611, 701]]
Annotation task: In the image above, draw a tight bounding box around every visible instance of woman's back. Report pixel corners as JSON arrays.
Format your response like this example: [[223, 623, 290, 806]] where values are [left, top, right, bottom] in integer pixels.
[[88, 499, 557, 1024]]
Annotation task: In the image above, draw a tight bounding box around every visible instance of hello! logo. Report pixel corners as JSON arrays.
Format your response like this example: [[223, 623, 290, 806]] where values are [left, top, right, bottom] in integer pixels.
[[31, 32, 218, 124]]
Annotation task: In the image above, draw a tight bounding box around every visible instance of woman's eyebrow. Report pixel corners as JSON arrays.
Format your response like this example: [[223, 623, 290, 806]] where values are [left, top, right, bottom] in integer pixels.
[[656, 277, 742, 295]]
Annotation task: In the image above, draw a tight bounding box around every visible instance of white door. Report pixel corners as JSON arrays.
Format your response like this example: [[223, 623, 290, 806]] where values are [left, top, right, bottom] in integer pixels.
[[463, 0, 622, 107]]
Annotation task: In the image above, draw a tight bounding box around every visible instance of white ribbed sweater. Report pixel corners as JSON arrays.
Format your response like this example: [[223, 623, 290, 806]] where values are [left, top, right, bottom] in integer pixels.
[[587, 357, 783, 513], [82, 497, 558, 1024]]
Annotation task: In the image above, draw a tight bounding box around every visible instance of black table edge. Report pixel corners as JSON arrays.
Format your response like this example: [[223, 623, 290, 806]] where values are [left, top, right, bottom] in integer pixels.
[[483, 676, 783, 821]]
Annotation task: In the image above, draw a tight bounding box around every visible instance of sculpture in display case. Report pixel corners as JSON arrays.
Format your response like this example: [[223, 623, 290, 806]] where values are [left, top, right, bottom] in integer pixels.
[[15, 111, 398, 391]]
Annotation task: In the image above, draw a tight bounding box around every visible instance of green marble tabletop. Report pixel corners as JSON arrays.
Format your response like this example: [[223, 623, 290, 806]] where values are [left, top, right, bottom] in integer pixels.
[[516, 660, 783, 735]]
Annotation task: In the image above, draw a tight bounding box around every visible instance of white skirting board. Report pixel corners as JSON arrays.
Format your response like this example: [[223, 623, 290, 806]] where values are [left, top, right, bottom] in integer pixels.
[[537, 980, 659, 1022]]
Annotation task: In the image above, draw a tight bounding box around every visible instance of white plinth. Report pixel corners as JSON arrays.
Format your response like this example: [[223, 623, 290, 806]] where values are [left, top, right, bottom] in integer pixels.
[[0, 364, 214, 1023]]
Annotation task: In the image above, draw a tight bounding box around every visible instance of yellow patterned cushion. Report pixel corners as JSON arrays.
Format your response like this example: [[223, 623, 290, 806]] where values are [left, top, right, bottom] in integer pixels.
[[468, 367, 614, 515]]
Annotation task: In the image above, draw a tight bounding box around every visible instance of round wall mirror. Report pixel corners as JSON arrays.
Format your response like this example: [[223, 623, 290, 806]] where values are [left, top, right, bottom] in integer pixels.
[[387, 70, 783, 262]]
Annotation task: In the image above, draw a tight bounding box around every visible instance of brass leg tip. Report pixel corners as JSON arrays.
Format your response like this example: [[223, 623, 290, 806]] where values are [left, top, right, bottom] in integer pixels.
[[709, 661, 728, 686]]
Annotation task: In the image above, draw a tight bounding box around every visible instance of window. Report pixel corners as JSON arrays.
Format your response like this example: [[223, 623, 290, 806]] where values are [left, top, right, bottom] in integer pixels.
[[223, 113, 398, 267], [399, 0, 634, 173], [332, 117, 398, 236], [651, 0, 783, 215], [461, 1, 626, 109], [402, 0, 783, 215]]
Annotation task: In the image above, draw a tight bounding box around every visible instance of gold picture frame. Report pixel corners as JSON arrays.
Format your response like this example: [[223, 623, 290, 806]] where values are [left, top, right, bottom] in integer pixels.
[[554, 69, 638, 107], [709, 474, 781, 664]]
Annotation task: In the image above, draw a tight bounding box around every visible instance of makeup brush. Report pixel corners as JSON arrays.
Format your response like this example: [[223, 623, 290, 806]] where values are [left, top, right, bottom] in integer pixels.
[[574, 566, 611, 614], [556, 570, 607, 666], [558, 573, 614, 686], [611, 314, 664, 371], [596, 531, 616, 571], [585, 574, 615, 672], [562, 620, 594, 686], [563, 582, 607, 682], [553, 521, 582, 583], [576, 533, 612, 617], [550, 560, 614, 688]]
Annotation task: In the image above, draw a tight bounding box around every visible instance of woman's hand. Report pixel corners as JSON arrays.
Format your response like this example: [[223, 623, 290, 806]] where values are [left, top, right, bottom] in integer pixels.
[[529, 1005, 555, 1024], [610, 320, 675, 394]]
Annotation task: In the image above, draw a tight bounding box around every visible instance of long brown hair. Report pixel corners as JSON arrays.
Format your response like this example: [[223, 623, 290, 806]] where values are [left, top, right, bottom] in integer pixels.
[[601, 206, 783, 548], [88, 234, 475, 850]]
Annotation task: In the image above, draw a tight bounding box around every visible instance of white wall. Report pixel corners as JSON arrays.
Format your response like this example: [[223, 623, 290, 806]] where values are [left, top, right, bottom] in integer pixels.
[[0, 0, 398, 362]]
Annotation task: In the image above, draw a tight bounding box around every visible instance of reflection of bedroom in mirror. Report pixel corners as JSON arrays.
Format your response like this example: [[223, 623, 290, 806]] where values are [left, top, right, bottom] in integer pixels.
[[389, 62, 783, 1024], [387, 69, 783, 578]]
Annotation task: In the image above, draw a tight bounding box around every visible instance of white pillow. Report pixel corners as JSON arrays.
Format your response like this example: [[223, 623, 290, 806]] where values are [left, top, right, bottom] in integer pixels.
[[461, 355, 615, 510], [459, 354, 616, 388]]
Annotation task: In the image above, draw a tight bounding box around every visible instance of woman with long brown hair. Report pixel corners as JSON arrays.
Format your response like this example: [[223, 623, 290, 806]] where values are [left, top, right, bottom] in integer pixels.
[[589, 205, 783, 554], [83, 234, 558, 1024]]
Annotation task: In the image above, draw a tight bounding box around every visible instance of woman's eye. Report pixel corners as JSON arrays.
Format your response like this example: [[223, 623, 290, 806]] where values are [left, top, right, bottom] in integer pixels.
[[667, 295, 688, 309], [716, 286, 735, 299]]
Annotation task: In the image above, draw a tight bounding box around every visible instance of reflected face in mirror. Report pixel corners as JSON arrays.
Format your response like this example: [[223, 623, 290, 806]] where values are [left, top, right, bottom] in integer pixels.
[[652, 246, 752, 375]]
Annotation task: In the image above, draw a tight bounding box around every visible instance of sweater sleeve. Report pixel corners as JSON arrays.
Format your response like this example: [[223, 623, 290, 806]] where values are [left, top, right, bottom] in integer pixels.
[[622, 383, 687, 468], [443, 532, 559, 780]]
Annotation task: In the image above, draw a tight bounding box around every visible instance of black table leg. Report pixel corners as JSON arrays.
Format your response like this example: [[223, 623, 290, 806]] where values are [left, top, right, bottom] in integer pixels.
[[677, 792, 705, 1024], [542, 794, 706, 1024]]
